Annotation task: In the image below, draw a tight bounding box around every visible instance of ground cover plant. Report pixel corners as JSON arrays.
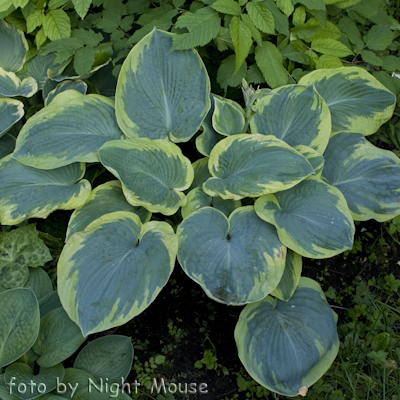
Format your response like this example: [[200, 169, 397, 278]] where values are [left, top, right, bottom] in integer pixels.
[[1, 1, 400, 399]]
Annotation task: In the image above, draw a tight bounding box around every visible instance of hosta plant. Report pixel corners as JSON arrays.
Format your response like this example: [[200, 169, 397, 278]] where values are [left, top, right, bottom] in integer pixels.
[[1, 24, 400, 398]]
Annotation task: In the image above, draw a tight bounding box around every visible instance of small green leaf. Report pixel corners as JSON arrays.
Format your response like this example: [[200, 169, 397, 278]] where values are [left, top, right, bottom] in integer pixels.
[[230, 16, 253, 72], [246, 2, 274, 34], [364, 25, 393, 51], [361, 50, 383, 67], [26, 10, 43, 33], [316, 55, 342, 69], [72, 0, 92, 19], [292, 6, 306, 26], [217, 54, 247, 88], [276, 0, 293, 16], [311, 38, 353, 57], [43, 9, 71, 41], [73, 46, 95, 76], [211, 0, 241, 15]]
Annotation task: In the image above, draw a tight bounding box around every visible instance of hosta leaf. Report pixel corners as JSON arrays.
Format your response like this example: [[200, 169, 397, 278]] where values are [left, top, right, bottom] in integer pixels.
[[58, 212, 177, 336], [293, 145, 324, 175], [13, 91, 124, 169], [43, 9, 71, 41], [211, 0, 241, 15], [99, 139, 193, 216], [250, 84, 331, 155], [298, 67, 396, 135], [235, 277, 339, 397], [246, 2, 274, 34], [0, 157, 91, 225], [196, 95, 225, 156], [0, 288, 40, 368], [181, 187, 241, 219], [44, 80, 88, 106], [116, 29, 210, 142], [188, 158, 212, 191], [0, 374, 22, 400], [73, 336, 133, 383], [66, 181, 151, 241], [322, 132, 400, 222], [0, 67, 38, 98], [255, 42, 287, 89], [24, 267, 53, 301], [230, 16, 253, 72], [39, 291, 62, 318], [0, 133, 15, 159], [203, 134, 314, 200], [60, 368, 97, 399], [0, 20, 28, 73], [212, 96, 245, 136], [270, 249, 302, 301], [178, 206, 286, 305], [311, 38, 353, 57], [71, 390, 131, 400], [0, 225, 52, 289], [33, 307, 86, 367], [0, 98, 24, 138], [4, 363, 64, 400], [255, 177, 355, 258]]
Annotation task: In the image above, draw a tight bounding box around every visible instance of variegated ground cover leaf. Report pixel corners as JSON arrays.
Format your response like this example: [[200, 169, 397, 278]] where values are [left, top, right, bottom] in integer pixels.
[[33, 307, 86, 367], [66, 181, 151, 242], [181, 187, 241, 219], [0, 225, 52, 289], [0, 158, 91, 225], [4, 363, 64, 400], [0, 133, 16, 159], [255, 177, 355, 258], [0, 20, 28, 73], [270, 249, 302, 302], [178, 206, 286, 305], [293, 145, 324, 175], [58, 212, 177, 336], [99, 138, 193, 215], [13, 91, 124, 169], [235, 278, 339, 397], [196, 94, 225, 156], [44, 80, 87, 106], [73, 336, 133, 384], [115, 28, 210, 142], [322, 132, 400, 222], [187, 157, 211, 192], [0, 99, 24, 138], [0, 68, 38, 98], [299, 67, 396, 135], [203, 134, 314, 200], [0, 288, 40, 368], [250, 84, 331, 155]]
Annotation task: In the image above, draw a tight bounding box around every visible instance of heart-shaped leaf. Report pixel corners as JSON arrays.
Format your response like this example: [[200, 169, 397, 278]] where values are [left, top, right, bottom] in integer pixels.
[[322, 131, 400, 222], [0, 288, 40, 368], [24, 267, 53, 301], [255, 177, 355, 258], [33, 307, 86, 368], [0, 157, 91, 225], [203, 134, 314, 200], [250, 84, 331, 155], [0, 68, 37, 98], [298, 67, 396, 135], [235, 277, 339, 397], [59, 368, 97, 399], [13, 91, 124, 169], [116, 28, 210, 142], [212, 96, 246, 136], [58, 212, 177, 336], [99, 138, 193, 215], [66, 181, 151, 242], [187, 157, 211, 192], [178, 206, 286, 305], [44, 80, 87, 106], [73, 336, 133, 384], [0, 98, 24, 138], [0, 133, 16, 159], [38, 291, 62, 318]]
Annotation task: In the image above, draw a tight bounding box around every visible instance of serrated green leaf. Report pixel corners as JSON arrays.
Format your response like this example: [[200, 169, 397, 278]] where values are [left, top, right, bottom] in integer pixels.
[[255, 41, 287, 88], [214, 26, 233, 51], [296, 0, 325, 10], [137, 5, 178, 26], [48, 0, 70, 10], [95, 10, 121, 33], [173, 0, 185, 6], [263, 0, 288, 36], [43, 9, 71, 41], [337, 16, 361, 44], [361, 50, 383, 66], [311, 38, 353, 57], [241, 13, 262, 46], [35, 27, 47, 48], [291, 18, 323, 41], [310, 21, 342, 40], [276, 0, 293, 16], [246, 63, 265, 84], [292, 6, 306, 26], [230, 15, 253, 72], [172, 7, 221, 50], [217, 54, 247, 88], [382, 55, 400, 72], [246, 2, 274, 34], [364, 25, 393, 51], [73, 46, 95, 76], [72, 0, 92, 19], [26, 10, 43, 33], [316, 55, 342, 69], [71, 29, 103, 46], [280, 43, 310, 64], [211, 0, 241, 15]]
